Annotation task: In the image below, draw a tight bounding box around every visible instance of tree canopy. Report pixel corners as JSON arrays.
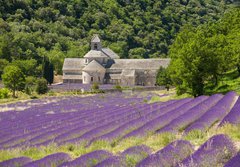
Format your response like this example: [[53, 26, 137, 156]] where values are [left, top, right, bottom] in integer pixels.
[[2, 65, 25, 97], [168, 7, 240, 96], [0, 0, 233, 75]]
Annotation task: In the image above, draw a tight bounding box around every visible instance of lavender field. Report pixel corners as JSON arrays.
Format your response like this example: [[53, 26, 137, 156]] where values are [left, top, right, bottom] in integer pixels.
[[0, 91, 240, 167]]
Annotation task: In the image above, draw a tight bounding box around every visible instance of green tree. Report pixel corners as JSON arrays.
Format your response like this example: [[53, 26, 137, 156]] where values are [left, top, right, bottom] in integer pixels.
[[156, 67, 172, 91], [25, 76, 37, 95], [2, 65, 25, 97], [91, 83, 99, 90], [11, 59, 37, 76], [0, 59, 9, 77], [48, 63, 54, 85], [43, 56, 54, 85], [168, 6, 240, 96], [36, 78, 48, 94], [168, 25, 229, 96], [0, 88, 10, 99]]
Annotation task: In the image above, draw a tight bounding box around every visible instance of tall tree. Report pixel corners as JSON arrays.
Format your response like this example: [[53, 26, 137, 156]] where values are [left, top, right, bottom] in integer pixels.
[[48, 63, 54, 85], [2, 65, 25, 97], [168, 8, 240, 96], [43, 56, 54, 85]]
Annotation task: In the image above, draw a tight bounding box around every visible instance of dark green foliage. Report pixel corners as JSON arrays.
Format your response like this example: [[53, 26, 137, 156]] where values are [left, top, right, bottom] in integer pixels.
[[0, 88, 10, 99], [2, 65, 26, 97], [114, 85, 122, 91], [233, 0, 240, 6], [43, 57, 54, 85], [25, 76, 37, 95], [156, 67, 172, 90], [0, 59, 9, 77], [36, 78, 48, 94], [168, 8, 240, 96], [0, 0, 232, 75], [11, 59, 38, 76], [49, 63, 54, 85], [91, 83, 99, 90]]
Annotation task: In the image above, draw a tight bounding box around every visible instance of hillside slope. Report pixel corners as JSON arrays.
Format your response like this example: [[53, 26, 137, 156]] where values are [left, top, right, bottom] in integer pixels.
[[0, 0, 231, 65]]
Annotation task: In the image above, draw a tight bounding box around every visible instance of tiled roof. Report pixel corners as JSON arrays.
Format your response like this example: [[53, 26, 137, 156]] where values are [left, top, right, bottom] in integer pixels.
[[62, 58, 85, 71], [82, 60, 106, 72], [84, 50, 108, 58]]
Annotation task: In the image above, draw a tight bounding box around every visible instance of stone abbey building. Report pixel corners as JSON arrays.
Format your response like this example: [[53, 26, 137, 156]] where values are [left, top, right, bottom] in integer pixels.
[[62, 35, 170, 86]]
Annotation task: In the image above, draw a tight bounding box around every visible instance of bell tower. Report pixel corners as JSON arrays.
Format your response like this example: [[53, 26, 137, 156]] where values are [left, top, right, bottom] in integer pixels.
[[91, 34, 102, 51]]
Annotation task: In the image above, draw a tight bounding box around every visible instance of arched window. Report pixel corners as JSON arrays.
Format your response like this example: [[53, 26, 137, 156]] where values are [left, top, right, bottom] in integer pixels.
[[94, 44, 98, 50]]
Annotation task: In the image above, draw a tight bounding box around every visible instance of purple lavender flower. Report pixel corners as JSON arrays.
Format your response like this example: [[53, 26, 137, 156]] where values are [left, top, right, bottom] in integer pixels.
[[89, 100, 179, 144], [23, 152, 71, 167], [178, 134, 237, 167], [59, 150, 113, 167], [224, 152, 240, 167], [121, 145, 152, 157], [136, 140, 194, 167], [158, 94, 223, 134], [0, 94, 147, 149], [122, 98, 195, 138], [185, 91, 237, 133], [220, 95, 240, 126], [94, 156, 127, 167], [0, 157, 32, 167]]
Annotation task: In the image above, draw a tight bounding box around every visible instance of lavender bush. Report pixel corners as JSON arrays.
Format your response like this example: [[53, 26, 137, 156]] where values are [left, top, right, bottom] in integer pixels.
[[224, 152, 240, 167], [121, 145, 152, 166], [185, 91, 237, 133], [157, 94, 223, 133], [94, 156, 127, 167], [178, 134, 237, 167], [136, 140, 194, 167], [123, 98, 194, 137], [0, 157, 32, 167], [124, 96, 206, 138], [90, 100, 178, 144], [59, 150, 113, 167], [23, 152, 71, 167], [220, 96, 240, 126], [0, 94, 147, 149]]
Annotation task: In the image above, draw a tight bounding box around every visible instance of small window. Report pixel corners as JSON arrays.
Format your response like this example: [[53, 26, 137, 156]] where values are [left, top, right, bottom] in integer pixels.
[[85, 59, 88, 64], [94, 44, 98, 50], [91, 77, 93, 82], [98, 76, 100, 82], [84, 76, 86, 82]]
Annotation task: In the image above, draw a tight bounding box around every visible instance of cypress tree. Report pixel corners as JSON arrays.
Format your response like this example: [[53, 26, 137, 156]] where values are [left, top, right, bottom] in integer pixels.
[[42, 56, 54, 85], [49, 63, 54, 85]]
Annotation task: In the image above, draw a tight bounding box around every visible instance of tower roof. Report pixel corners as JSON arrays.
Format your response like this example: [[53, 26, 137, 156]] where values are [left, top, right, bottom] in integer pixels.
[[82, 60, 106, 72], [102, 48, 120, 59], [91, 34, 101, 43], [62, 58, 85, 71], [84, 50, 108, 58]]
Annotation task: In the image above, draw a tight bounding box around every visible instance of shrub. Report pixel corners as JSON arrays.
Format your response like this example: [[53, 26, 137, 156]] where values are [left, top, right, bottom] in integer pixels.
[[36, 78, 48, 94], [91, 83, 99, 90], [0, 59, 9, 77], [25, 76, 37, 95], [114, 85, 122, 91], [0, 88, 10, 99], [2, 65, 26, 97]]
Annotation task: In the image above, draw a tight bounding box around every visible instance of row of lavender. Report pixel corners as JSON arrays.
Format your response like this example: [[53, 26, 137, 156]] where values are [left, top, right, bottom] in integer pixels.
[[0, 91, 240, 150], [0, 93, 149, 149], [48, 83, 115, 92], [1, 134, 239, 167], [0, 96, 192, 149], [87, 91, 239, 149]]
